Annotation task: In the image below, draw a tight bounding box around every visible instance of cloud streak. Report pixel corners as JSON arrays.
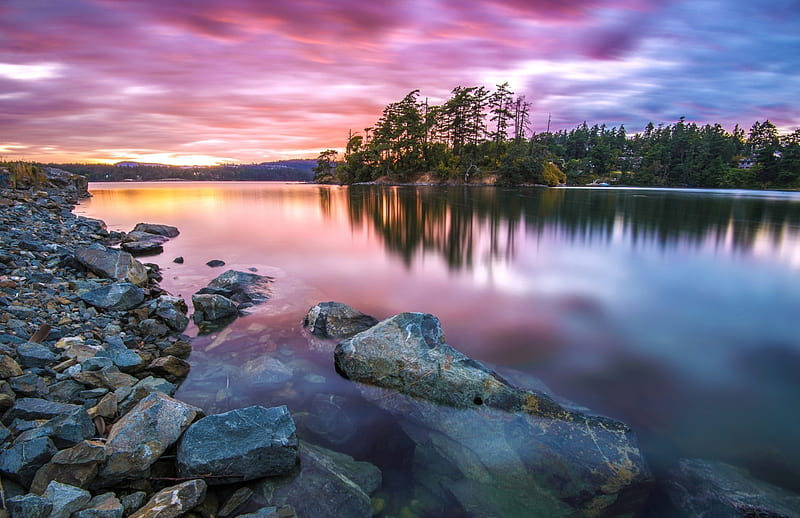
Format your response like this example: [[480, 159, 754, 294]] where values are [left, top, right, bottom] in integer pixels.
[[1, 0, 798, 164]]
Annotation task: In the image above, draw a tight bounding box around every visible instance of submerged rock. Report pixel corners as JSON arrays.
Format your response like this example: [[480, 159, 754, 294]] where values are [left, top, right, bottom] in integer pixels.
[[132, 223, 180, 238], [303, 301, 378, 339], [334, 312, 653, 517], [120, 240, 163, 256], [664, 458, 800, 517], [200, 269, 274, 305], [191, 293, 238, 332], [177, 405, 298, 484]]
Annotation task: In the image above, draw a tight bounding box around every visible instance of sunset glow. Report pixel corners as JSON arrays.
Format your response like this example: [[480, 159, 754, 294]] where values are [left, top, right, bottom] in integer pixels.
[[1, 0, 798, 165]]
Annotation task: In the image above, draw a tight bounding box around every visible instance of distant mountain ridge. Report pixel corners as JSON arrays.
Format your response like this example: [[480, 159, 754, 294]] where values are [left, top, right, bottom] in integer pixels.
[[53, 160, 317, 182]]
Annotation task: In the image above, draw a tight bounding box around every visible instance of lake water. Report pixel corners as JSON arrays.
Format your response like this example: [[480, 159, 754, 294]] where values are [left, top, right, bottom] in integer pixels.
[[79, 182, 800, 513]]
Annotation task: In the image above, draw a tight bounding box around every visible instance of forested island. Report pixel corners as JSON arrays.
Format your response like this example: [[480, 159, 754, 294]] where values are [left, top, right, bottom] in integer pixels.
[[49, 160, 316, 182], [313, 84, 800, 190]]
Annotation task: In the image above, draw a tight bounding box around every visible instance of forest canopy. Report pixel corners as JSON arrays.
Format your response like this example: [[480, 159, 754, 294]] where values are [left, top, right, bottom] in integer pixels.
[[314, 84, 800, 190]]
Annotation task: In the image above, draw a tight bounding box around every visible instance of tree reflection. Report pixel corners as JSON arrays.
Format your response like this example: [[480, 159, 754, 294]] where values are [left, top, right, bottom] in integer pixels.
[[331, 186, 800, 271]]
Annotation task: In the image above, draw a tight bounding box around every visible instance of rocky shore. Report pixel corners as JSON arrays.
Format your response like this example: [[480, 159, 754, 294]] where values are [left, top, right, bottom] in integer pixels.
[[2, 168, 799, 518]]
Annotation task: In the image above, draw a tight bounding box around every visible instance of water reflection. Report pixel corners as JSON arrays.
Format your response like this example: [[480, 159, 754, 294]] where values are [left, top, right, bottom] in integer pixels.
[[335, 186, 800, 271]]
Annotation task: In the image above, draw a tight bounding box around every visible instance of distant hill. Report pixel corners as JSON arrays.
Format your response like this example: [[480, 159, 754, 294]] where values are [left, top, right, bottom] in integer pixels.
[[52, 160, 317, 182]]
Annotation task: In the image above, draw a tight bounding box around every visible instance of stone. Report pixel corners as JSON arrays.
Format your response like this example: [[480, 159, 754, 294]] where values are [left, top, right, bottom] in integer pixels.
[[129, 479, 206, 518], [199, 269, 273, 305], [87, 392, 118, 419], [146, 355, 190, 380], [250, 441, 379, 518], [73, 492, 125, 518], [2, 398, 84, 425], [96, 336, 144, 370], [30, 440, 107, 494], [305, 393, 358, 446], [177, 405, 298, 484], [173, 256, 184, 264], [43, 480, 92, 518], [139, 318, 169, 337], [240, 356, 293, 389], [72, 367, 138, 391], [237, 508, 279, 518], [81, 282, 144, 311], [119, 491, 147, 515], [99, 392, 197, 484], [334, 312, 653, 517], [8, 373, 47, 397], [161, 340, 192, 359], [0, 354, 23, 378], [16, 343, 58, 369], [206, 259, 226, 267], [191, 293, 238, 325], [664, 458, 800, 517], [15, 406, 95, 449], [150, 295, 189, 332], [47, 380, 85, 403], [117, 376, 177, 416], [218, 487, 254, 518], [303, 301, 379, 339], [132, 222, 180, 238], [120, 241, 163, 256], [74, 246, 148, 286], [0, 437, 58, 487], [6, 493, 53, 518]]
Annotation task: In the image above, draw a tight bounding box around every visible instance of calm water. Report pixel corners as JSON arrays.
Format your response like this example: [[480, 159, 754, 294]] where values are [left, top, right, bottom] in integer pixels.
[[79, 182, 800, 510]]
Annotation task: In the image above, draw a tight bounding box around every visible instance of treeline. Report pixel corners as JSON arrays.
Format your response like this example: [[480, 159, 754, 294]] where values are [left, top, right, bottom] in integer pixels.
[[313, 85, 800, 189], [53, 161, 316, 182]]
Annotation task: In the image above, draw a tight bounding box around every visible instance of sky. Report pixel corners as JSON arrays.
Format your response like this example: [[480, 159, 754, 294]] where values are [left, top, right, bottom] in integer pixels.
[[1, 0, 799, 166]]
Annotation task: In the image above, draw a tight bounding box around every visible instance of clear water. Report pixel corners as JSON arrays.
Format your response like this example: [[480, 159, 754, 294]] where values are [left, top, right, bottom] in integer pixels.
[[78, 182, 800, 510]]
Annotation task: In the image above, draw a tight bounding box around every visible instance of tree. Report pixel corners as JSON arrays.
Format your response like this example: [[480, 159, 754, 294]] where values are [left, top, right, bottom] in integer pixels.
[[312, 149, 338, 183]]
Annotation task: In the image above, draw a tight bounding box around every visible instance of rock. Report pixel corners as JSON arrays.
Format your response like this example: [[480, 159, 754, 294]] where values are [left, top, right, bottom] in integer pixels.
[[241, 356, 293, 389], [73, 492, 125, 518], [303, 301, 379, 339], [150, 295, 189, 332], [8, 373, 48, 397], [30, 440, 107, 494], [129, 479, 206, 518], [0, 354, 23, 378], [120, 241, 163, 256], [6, 493, 53, 518], [117, 376, 178, 416], [173, 256, 184, 264], [161, 340, 192, 359], [43, 480, 92, 518], [0, 436, 58, 487], [16, 343, 58, 369], [81, 282, 144, 311], [2, 398, 85, 425], [99, 392, 197, 485], [132, 222, 180, 238], [146, 355, 190, 380], [237, 508, 279, 518], [664, 458, 800, 517], [177, 405, 298, 484], [138, 318, 169, 337], [15, 406, 95, 449], [71, 367, 138, 391], [206, 259, 225, 267], [199, 269, 274, 305], [119, 492, 147, 516], [334, 312, 653, 517], [96, 336, 144, 371], [191, 293, 238, 326], [250, 441, 379, 518], [74, 246, 148, 286], [87, 392, 118, 419], [305, 394, 358, 446], [218, 487, 254, 518]]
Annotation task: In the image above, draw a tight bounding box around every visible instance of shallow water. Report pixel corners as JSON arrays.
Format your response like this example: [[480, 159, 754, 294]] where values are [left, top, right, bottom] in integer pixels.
[[79, 182, 800, 511]]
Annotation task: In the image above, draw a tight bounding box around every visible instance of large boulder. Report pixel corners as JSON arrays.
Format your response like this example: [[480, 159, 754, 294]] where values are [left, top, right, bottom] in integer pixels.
[[177, 405, 298, 484], [120, 240, 163, 256], [74, 246, 148, 286], [303, 301, 379, 339], [334, 312, 653, 517], [80, 282, 144, 311], [250, 441, 380, 518], [132, 222, 180, 238], [664, 458, 800, 517], [198, 269, 274, 305], [98, 392, 197, 485]]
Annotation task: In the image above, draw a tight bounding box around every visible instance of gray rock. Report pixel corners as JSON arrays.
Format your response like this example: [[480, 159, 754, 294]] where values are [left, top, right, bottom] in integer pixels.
[[121, 230, 169, 244], [129, 479, 206, 518], [150, 295, 189, 332], [146, 355, 190, 381], [120, 240, 163, 256], [139, 318, 169, 337], [0, 437, 58, 487], [96, 336, 144, 370], [74, 246, 148, 286], [0, 354, 23, 378], [218, 487, 254, 518], [119, 491, 147, 516], [191, 293, 238, 322], [177, 405, 298, 484], [74, 492, 125, 518], [72, 366, 138, 391], [2, 398, 84, 425], [250, 441, 379, 518], [241, 356, 293, 389], [305, 393, 358, 446], [201, 269, 274, 305], [132, 222, 180, 238], [334, 312, 653, 517], [117, 376, 177, 416], [30, 439, 107, 494], [237, 508, 279, 518], [43, 480, 92, 518], [46, 379, 85, 403], [304, 301, 379, 339], [81, 282, 144, 311], [15, 406, 95, 449], [9, 373, 48, 397], [206, 259, 226, 267], [16, 343, 58, 369], [7, 493, 53, 518], [99, 392, 197, 484], [665, 458, 800, 518]]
